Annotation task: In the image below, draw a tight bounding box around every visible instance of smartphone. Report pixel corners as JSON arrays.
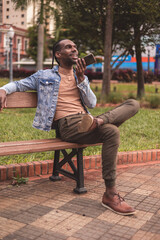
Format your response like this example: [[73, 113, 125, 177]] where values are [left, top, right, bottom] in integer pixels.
[[83, 53, 96, 66]]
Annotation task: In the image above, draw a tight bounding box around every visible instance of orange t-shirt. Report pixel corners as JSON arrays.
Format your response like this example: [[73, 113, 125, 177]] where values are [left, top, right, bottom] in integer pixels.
[[54, 67, 86, 121]]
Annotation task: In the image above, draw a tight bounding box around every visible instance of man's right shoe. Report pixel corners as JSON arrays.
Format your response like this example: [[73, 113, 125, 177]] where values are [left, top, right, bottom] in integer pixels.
[[77, 114, 103, 133], [102, 192, 136, 216]]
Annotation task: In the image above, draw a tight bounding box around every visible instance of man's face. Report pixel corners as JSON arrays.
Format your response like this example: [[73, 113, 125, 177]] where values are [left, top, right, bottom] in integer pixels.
[[56, 40, 78, 66]]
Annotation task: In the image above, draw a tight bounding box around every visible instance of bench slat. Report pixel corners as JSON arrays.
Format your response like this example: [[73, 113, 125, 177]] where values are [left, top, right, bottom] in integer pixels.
[[0, 139, 101, 156], [0, 138, 62, 147], [6, 92, 37, 108]]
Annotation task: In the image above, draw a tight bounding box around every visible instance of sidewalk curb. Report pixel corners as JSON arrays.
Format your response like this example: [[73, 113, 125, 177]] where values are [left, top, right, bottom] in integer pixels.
[[0, 149, 160, 181]]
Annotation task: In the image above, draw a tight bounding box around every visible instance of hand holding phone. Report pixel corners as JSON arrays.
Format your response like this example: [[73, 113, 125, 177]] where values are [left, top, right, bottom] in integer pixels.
[[83, 53, 96, 66]]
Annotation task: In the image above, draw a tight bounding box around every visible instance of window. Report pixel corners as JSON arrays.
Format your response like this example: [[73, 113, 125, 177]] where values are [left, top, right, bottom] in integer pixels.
[[21, 6, 24, 11], [21, 21, 24, 25], [24, 40, 28, 51], [21, 14, 24, 17], [17, 38, 21, 51], [7, 1, 9, 4], [7, 8, 9, 11], [6, 15, 9, 19]]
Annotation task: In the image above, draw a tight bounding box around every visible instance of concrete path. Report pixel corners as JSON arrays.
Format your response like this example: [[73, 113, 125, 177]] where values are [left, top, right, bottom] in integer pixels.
[[0, 163, 160, 240]]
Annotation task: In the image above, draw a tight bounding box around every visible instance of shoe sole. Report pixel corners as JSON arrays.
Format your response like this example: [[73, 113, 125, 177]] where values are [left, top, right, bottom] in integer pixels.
[[77, 115, 94, 133], [101, 202, 136, 216]]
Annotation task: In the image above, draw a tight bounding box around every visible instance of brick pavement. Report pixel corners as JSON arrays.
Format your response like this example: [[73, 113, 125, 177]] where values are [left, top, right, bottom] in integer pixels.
[[0, 163, 160, 240]]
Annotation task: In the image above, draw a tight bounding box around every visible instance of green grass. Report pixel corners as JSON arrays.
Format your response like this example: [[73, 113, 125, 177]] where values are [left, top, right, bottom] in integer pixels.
[[0, 107, 160, 165]]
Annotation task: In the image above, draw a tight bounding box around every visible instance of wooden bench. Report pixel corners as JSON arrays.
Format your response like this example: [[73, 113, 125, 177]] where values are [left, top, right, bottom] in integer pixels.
[[0, 92, 101, 193]]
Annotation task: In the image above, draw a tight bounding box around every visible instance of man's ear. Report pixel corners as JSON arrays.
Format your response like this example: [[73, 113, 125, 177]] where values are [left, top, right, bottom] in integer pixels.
[[55, 51, 61, 58]]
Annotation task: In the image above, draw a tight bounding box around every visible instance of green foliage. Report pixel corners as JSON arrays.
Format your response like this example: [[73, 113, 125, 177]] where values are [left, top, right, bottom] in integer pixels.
[[26, 26, 38, 62], [26, 25, 48, 62], [12, 175, 28, 186], [106, 92, 124, 104], [57, 0, 107, 54], [146, 95, 160, 108]]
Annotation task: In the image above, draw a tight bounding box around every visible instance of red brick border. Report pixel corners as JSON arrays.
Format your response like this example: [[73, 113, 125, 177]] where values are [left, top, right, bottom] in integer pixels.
[[0, 149, 160, 181]]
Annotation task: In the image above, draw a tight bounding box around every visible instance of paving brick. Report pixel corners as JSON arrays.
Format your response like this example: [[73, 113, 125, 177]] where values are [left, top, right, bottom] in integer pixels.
[[7, 165, 15, 180], [132, 152, 138, 163], [117, 152, 123, 165], [127, 152, 133, 164], [147, 150, 152, 161], [141, 214, 160, 233], [0, 165, 7, 181], [1, 164, 160, 240], [137, 151, 143, 163], [27, 162, 35, 177], [34, 161, 41, 176], [19, 163, 28, 177], [45, 160, 53, 174], [90, 156, 96, 169], [142, 151, 147, 162], [73, 219, 114, 240], [96, 155, 101, 168], [122, 152, 128, 164], [157, 150, 160, 160], [84, 156, 90, 169], [41, 161, 48, 175], [14, 164, 22, 178], [152, 150, 157, 161]]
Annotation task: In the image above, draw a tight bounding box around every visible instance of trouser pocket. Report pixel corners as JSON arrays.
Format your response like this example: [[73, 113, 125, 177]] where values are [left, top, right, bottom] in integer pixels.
[[58, 114, 84, 141]]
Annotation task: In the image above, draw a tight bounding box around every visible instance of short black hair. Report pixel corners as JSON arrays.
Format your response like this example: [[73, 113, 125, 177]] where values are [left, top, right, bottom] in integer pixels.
[[52, 39, 68, 68]]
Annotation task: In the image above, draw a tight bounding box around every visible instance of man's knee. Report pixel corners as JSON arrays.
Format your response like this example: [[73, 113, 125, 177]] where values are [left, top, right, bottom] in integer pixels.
[[101, 124, 120, 144], [126, 99, 140, 112]]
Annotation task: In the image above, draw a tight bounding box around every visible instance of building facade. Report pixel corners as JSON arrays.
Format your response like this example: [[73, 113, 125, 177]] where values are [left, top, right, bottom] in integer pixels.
[[0, 0, 30, 69], [0, 0, 56, 69]]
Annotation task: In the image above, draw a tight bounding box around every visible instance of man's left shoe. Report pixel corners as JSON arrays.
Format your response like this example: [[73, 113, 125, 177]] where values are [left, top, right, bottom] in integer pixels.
[[77, 114, 102, 133], [102, 192, 136, 216]]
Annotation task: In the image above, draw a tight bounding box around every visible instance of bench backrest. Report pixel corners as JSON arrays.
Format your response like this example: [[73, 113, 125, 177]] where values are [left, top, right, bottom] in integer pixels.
[[6, 92, 37, 108]]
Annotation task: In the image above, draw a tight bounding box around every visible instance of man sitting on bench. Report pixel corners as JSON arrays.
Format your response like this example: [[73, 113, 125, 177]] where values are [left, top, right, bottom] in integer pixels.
[[0, 39, 139, 215]]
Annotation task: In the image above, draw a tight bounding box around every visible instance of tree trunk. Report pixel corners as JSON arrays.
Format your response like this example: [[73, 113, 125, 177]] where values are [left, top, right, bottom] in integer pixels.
[[36, 24, 44, 70], [101, 0, 113, 98], [36, 0, 44, 70], [134, 27, 145, 98]]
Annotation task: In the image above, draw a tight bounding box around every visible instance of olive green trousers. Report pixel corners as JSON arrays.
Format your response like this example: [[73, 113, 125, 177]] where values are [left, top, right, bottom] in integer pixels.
[[58, 99, 140, 188]]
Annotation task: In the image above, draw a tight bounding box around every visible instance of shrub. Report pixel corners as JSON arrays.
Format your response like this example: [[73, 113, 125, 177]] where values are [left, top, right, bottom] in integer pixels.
[[112, 69, 135, 82], [147, 95, 160, 108], [0, 69, 35, 79], [106, 92, 124, 104], [143, 72, 158, 83], [85, 70, 103, 81]]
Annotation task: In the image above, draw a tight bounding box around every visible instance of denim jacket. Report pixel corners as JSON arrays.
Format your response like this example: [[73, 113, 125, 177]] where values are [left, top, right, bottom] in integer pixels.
[[0, 65, 97, 131]]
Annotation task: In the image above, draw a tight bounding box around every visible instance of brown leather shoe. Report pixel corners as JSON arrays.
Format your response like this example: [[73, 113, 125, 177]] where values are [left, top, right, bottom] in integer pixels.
[[102, 192, 136, 216], [77, 114, 103, 133]]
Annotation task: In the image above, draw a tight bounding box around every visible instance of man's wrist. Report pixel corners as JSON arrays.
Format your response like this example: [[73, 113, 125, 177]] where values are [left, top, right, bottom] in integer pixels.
[[78, 76, 85, 83], [0, 89, 7, 95]]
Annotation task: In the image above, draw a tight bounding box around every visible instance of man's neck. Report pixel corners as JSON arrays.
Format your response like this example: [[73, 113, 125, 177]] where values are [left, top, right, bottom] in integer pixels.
[[59, 65, 73, 76]]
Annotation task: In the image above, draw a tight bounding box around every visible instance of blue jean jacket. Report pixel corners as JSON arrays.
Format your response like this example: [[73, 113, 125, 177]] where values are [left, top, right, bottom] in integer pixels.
[[0, 65, 97, 131]]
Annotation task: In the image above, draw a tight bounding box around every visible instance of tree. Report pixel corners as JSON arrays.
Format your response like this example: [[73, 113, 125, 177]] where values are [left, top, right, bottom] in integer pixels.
[[114, 0, 160, 98], [58, 0, 160, 99], [26, 25, 48, 62], [11, 0, 57, 70], [102, 0, 113, 97]]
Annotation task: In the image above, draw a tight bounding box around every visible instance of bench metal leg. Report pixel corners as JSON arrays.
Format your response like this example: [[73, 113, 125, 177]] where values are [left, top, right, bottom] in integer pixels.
[[74, 148, 87, 194], [49, 147, 87, 193], [49, 150, 62, 181]]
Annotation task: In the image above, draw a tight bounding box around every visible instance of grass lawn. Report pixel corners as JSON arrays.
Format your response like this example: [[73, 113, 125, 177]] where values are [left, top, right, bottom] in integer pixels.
[[0, 107, 160, 165], [0, 78, 160, 165]]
